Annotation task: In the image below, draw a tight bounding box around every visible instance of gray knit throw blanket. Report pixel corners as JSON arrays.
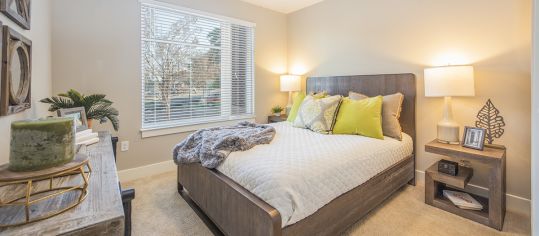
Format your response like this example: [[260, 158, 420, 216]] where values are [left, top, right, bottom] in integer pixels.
[[173, 121, 276, 169]]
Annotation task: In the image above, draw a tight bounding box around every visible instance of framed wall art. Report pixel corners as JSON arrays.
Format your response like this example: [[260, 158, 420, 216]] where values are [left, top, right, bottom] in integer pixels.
[[0, 25, 31, 116], [0, 0, 30, 30]]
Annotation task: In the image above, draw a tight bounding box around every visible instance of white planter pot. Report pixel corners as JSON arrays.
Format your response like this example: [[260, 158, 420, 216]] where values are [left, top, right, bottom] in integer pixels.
[[273, 113, 281, 116]]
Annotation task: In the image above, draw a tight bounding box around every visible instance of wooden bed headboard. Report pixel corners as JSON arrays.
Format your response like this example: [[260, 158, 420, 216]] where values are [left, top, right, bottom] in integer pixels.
[[306, 74, 416, 148]]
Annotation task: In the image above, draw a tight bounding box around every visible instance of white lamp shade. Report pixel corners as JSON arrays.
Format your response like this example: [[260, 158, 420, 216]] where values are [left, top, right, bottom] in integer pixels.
[[280, 75, 301, 92], [424, 66, 475, 97]]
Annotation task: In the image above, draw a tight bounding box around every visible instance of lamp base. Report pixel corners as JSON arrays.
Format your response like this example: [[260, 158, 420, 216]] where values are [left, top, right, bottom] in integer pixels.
[[436, 139, 461, 145], [286, 91, 293, 115], [435, 96, 461, 145], [437, 123, 460, 145]]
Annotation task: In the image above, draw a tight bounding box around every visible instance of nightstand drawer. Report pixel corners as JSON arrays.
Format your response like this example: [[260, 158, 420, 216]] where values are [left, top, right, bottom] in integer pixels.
[[268, 115, 287, 123]]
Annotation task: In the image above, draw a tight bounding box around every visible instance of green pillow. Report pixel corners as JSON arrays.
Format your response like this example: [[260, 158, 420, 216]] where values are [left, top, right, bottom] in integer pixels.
[[333, 96, 384, 139], [287, 92, 306, 122]]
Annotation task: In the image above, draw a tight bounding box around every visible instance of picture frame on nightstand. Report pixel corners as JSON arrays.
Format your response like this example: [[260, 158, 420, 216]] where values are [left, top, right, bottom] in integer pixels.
[[462, 126, 486, 150]]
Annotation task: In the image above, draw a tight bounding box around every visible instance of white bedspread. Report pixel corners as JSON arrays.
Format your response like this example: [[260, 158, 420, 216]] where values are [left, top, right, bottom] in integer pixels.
[[216, 122, 413, 227]]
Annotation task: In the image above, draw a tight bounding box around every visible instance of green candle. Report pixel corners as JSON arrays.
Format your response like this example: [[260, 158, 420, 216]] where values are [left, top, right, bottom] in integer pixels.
[[9, 118, 76, 172]]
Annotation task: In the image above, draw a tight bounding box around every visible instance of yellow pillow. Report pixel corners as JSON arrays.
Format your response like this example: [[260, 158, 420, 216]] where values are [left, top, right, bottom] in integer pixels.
[[332, 96, 384, 139], [287, 92, 306, 122]]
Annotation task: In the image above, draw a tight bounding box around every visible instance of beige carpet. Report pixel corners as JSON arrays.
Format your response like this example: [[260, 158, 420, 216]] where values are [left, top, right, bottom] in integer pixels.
[[122, 171, 530, 236]]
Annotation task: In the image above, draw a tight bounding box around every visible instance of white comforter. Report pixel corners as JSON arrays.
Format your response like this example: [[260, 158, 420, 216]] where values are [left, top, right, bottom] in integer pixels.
[[216, 122, 413, 227]]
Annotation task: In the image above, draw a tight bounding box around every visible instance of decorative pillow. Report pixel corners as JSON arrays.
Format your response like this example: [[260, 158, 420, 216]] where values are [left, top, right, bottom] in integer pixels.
[[287, 92, 306, 122], [293, 95, 342, 134], [333, 96, 384, 139], [309, 91, 328, 99], [348, 91, 368, 100], [349, 91, 404, 140]]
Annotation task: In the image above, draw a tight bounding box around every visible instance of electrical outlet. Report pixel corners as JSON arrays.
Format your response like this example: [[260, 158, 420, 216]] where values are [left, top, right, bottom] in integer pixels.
[[121, 141, 129, 152]]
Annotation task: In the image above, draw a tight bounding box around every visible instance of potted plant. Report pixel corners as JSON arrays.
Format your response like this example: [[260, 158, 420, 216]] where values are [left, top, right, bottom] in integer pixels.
[[271, 105, 283, 117], [40, 89, 119, 131]]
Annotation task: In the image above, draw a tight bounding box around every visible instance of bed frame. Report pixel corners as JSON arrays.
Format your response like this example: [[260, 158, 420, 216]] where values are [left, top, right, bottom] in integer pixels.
[[177, 74, 416, 236]]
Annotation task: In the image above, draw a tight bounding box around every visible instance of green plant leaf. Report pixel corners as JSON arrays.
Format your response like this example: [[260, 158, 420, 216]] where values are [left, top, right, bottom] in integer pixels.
[[271, 105, 283, 113], [39, 97, 75, 112], [66, 89, 84, 105], [41, 89, 120, 131]]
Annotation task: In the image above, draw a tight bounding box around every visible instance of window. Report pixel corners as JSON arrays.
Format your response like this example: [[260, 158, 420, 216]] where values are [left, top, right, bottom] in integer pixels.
[[141, 1, 255, 131]]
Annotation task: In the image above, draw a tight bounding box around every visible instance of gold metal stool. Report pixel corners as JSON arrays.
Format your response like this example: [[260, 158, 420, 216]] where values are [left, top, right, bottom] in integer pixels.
[[0, 154, 91, 227]]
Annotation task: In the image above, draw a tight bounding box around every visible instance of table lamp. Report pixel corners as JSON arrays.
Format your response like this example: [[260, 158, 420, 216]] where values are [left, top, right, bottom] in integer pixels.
[[280, 75, 301, 113], [424, 65, 475, 144]]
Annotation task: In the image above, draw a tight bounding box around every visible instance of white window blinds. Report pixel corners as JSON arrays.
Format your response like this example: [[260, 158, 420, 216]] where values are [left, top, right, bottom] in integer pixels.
[[141, 2, 255, 129]]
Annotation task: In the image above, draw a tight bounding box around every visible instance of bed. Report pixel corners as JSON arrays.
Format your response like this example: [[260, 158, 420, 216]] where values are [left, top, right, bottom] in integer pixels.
[[177, 74, 416, 236]]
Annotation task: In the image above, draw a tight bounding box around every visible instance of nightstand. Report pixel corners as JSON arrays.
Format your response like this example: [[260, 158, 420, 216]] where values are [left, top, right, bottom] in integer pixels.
[[424, 140, 506, 230], [268, 115, 287, 123]]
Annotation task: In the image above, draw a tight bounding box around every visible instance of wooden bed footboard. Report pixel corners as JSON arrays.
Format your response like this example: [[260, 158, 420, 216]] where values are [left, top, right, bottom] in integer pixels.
[[282, 155, 414, 236], [177, 155, 414, 236], [177, 163, 282, 236]]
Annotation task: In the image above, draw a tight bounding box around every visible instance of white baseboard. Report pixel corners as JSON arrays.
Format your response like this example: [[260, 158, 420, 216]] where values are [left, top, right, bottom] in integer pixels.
[[118, 160, 176, 183], [415, 170, 530, 217]]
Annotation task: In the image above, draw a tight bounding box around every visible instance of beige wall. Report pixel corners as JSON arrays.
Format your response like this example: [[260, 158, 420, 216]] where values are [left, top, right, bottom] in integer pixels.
[[288, 0, 532, 202], [531, 0, 538, 232], [50, 0, 532, 211], [0, 1, 53, 165], [51, 0, 288, 170]]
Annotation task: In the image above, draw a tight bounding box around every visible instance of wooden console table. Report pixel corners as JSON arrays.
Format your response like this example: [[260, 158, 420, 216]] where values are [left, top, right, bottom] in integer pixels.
[[425, 140, 506, 230], [0, 132, 125, 235]]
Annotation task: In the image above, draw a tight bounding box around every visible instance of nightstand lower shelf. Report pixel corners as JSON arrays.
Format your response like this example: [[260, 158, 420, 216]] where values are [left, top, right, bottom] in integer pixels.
[[425, 160, 505, 230], [432, 185, 490, 226]]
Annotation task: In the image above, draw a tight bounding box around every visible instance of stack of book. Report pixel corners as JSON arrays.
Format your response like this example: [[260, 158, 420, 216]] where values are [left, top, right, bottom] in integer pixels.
[[442, 190, 483, 210], [76, 129, 99, 146]]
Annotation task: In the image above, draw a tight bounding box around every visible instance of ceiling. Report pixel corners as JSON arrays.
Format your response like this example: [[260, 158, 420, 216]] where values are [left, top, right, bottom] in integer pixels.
[[240, 0, 324, 14]]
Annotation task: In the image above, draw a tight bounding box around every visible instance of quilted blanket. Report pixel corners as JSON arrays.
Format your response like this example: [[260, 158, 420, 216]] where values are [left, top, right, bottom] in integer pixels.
[[217, 122, 414, 226], [172, 121, 276, 168]]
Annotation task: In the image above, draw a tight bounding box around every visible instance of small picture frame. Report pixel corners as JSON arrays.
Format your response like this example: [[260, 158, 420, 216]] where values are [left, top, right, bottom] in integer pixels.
[[57, 107, 88, 132], [462, 126, 486, 150]]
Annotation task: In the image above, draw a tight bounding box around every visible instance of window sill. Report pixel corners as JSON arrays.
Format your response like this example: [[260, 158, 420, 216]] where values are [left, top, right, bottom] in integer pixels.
[[140, 117, 256, 138]]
